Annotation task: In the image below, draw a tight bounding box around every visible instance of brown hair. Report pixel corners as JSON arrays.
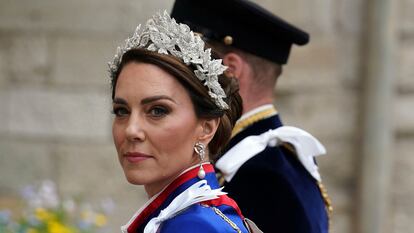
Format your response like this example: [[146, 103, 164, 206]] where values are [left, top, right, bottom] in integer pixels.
[[111, 49, 242, 160], [208, 41, 282, 91]]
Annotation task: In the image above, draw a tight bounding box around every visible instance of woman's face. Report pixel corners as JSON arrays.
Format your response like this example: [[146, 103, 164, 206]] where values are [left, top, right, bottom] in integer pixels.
[[112, 62, 204, 197]]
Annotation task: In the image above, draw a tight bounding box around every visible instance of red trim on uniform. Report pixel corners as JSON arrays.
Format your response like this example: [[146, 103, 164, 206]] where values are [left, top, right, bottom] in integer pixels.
[[127, 164, 215, 233], [202, 195, 244, 219]]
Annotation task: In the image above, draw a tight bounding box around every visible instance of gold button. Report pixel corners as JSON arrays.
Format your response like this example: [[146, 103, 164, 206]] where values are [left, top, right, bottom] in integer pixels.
[[223, 35, 233, 45]]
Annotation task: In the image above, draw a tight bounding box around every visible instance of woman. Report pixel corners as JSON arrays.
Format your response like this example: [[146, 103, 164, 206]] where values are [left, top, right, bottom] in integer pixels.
[[108, 12, 255, 233]]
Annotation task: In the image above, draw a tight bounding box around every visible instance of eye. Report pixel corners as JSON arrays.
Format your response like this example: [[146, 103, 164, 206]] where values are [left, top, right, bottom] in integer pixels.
[[148, 106, 169, 118], [112, 106, 130, 117]]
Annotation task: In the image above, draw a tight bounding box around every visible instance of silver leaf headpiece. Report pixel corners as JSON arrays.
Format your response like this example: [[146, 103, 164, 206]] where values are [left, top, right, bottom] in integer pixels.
[[108, 11, 229, 110]]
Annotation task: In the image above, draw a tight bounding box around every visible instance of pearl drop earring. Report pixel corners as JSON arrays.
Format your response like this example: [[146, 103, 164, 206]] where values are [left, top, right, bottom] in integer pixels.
[[194, 142, 206, 179]]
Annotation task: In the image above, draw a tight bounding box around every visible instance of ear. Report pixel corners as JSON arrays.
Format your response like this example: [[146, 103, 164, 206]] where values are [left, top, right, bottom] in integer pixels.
[[222, 52, 245, 79], [197, 118, 220, 145]]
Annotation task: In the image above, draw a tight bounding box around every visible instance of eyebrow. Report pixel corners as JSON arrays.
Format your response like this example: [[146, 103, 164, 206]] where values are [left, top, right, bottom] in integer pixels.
[[113, 97, 127, 105], [112, 95, 176, 105], [141, 95, 176, 105]]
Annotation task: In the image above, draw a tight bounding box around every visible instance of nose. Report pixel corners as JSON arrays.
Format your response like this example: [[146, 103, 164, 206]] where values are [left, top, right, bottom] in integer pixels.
[[125, 113, 146, 142]]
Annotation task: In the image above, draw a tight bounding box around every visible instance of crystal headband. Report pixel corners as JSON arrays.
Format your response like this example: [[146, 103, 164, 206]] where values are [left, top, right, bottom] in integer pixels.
[[108, 11, 229, 110]]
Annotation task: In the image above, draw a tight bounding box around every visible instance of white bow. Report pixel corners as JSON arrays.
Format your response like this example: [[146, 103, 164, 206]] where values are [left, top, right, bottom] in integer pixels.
[[216, 126, 326, 182], [144, 180, 226, 233]]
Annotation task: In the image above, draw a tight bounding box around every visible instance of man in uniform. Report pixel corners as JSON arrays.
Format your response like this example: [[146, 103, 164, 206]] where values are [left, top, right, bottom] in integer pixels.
[[171, 0, 332, 232]]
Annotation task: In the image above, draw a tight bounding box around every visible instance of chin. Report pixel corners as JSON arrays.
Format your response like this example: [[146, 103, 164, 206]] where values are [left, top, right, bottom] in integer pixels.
[[123, 170, 148, 185], [125, 177, 143, 185]]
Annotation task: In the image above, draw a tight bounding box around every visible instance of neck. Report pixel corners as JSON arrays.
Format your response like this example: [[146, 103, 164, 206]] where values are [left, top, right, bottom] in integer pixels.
[[239, 78, 274, 114], [145, 180, 171, 199], [242, 96, 273, 114], [144, 161, 208, 198]]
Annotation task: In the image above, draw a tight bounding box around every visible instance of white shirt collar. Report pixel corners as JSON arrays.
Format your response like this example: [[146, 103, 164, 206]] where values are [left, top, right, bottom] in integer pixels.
[[237, 104, 276, 122]]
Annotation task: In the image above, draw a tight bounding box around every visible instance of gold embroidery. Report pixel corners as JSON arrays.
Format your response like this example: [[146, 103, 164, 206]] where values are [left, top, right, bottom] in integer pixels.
[[283, 144, 333, 225], [216, 172, 226, 186], [231, 107, 277, 137], [211, 207, 242, 233], [317, 181, 333, 228]]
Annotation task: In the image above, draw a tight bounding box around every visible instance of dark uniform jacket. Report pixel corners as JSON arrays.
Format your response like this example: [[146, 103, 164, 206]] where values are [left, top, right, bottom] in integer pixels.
[[220, 113, 329, 233]]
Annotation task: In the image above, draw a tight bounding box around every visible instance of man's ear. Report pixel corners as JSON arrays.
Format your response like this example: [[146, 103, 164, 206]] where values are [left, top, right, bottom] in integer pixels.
[[222, 52, 244, 79], [198, 118, 220, 144]]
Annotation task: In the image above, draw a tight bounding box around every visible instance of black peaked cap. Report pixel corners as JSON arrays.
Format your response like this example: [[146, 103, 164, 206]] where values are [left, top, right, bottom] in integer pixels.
[[171, 0, 309, 64]]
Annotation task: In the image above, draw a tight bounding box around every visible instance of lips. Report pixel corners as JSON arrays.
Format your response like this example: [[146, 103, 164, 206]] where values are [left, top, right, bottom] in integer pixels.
[[124, 152, 152, 163]]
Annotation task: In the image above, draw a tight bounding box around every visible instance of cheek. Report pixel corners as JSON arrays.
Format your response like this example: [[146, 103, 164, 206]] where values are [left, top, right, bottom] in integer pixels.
[[155, 116, 198, 155], [112, 122, 124, 152]]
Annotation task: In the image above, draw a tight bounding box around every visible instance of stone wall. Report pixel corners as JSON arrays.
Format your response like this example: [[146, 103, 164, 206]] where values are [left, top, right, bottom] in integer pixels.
[[0, 0, 413, 232]]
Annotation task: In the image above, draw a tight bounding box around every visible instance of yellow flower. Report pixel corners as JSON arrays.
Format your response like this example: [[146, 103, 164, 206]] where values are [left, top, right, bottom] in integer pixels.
[[27, 228, 39, 233], [35, 208, 53, 222], [94, 214, 107, 227], [47, 220, 74, 233]]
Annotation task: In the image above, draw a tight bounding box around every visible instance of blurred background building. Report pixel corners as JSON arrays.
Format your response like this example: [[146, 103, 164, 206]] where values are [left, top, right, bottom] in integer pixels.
[[0, 0, 413, 232]]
